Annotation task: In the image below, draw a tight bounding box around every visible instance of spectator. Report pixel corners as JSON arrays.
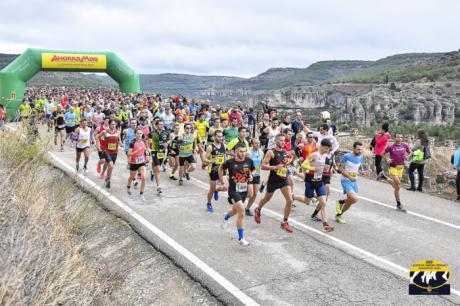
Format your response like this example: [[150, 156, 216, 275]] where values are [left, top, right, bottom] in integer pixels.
[[407, 130, 430, 192], [452, 145, 460, 201]]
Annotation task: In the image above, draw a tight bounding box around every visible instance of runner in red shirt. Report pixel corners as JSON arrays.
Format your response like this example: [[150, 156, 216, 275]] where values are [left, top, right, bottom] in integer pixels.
[[95, 118, 109, 178]]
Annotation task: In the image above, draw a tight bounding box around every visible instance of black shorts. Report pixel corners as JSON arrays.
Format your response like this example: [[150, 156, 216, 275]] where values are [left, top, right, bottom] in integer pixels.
[[152, 151, 166, 167], [98, 151, 105, 160], [227, 191, 247, 205], [266, 179, 290, 193], [104, 152, 118, 164], [249, 176, 261, 185], [55, 125, 65, 132], [76, 146, 89, 153], [167, 149, 178, 157], [129, 163, 145, 171], [179, 155, 195, 166], [66, 126, 76, 134], [322, 175, 331, 185], [208, 170, 219, 181]]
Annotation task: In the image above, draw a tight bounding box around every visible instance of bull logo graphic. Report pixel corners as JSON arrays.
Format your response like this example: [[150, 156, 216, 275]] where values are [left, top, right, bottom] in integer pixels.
[[409, 260, 450, 295]]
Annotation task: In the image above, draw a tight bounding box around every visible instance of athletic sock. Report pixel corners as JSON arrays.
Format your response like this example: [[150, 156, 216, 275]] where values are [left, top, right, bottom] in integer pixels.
[[397, 201, 402, 207], [140, 191, 144, 195], [339, 200, 345, 205], [224, 213, 231, 221], [283, 218, 288, 222], [127, 185, 131, 189], [237, 228, 244, 241], [311, 209, 319, 218]]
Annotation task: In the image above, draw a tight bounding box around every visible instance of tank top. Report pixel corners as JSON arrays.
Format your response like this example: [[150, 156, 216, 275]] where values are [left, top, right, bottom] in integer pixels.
[[301, 142, 317, 160], [124, 128, 136, 152], [259, 121, 269, 139], [129, 140, 146, 164], [105, 130, 119, 154], [307, 151, 326, 181], [179, 134, 195, 157], [267, 126, 279, 150], [98, 125, 106, 150], [77, 128, 91, 148], [208, 143, 226, 172], [250, 149, 263, 177], [268, 149, 288, 182]]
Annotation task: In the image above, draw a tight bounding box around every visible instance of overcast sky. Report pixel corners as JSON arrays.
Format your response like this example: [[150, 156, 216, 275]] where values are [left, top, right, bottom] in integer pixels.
[[0, 0, 459, 77]]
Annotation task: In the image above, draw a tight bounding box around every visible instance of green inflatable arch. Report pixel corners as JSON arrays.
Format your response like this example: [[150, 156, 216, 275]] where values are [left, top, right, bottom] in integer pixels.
[[0, 48, 140, 119]]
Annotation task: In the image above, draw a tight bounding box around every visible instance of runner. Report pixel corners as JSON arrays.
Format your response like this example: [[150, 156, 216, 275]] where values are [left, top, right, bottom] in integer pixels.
[[64, 107, 78, 146], [226, 126, 250, 155], [53, 106, 66, 151], [167, 124, 180, 180], [254, 133, 294, 233], [223, 117, 239, 143], [293, 139, 334, 232], [204, 129, 227, 212], [97, 120, 121, 189], [246, 138, 264, 216], [44, 99, 55, 132], [383, 133, 411, 212], [149, 119, 169, 194], [373, 123, 391, 181], [335, 142, 364, 224], [257, 112, 270, 150], [127, 129, 150, 202], [95, 118, 109, 179], [194, 112, 209, 168], [178, 123, 197, 185], [259, 117, 280, 192], [219, 143, 255, 247], [73, 119, 94, 174]]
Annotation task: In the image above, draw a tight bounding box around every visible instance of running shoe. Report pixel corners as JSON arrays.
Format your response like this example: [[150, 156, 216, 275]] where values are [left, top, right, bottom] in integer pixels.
[[213, 191, 219, 201], [139, 194, 145, 202], [259, 182, 265, 193], [162, 165, 166, 172], [221, 218, 229, 229], [201, 163, 206, 170], [207, 203, 214, 212], [396, 204, 407, 213], [406, 187, 416, 191], [83, 167, 88, 175], [60, 146, 64, 152], [150, 172, 154, 182], [179, 179, 183, 186], [335, 200, 343, 215], [280, 222, 293, 233], [76, 165, 80, 173], [97, 163, 101, 174], [323, 223, 334, 232], [336, 215, 346, 224], [239, 238, 250, 247], [185, 172, 190, 181], [105, 180, 111, 189], [254, 208, 261, 224], [157, 187, 162, 194], [311, 215, 322, 222], [169, 175, 178, 180], [127, 188, 132, 196], [245, 208, 253, 216]]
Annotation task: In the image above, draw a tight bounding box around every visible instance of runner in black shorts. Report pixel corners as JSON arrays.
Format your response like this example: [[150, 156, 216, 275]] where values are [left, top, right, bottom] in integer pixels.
[[204, 130, 226, 212], [254, 133, 294, 233], [219, 143, 254, 247], [149, 120, 169, 194], [167, 124, 180, 180]]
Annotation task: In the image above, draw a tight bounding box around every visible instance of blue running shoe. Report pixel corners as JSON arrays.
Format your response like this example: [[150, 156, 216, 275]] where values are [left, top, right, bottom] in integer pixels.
[[207, 203, 214, 212]]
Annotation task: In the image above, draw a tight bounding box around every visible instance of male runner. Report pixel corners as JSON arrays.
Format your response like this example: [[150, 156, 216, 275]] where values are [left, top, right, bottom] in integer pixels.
[[178, 123, 197, 185], [246, 138, 264, 216], [95, 118, 109, 178], [204, 129, 226, 212], [97, 120, 121, 189], [219, 143, 255, 247], [73, 120, 94, 174], [149, 120, 169, 194], [254, 133, 294, 233]]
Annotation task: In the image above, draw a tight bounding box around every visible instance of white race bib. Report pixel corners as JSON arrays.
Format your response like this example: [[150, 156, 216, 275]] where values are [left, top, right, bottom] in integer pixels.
[[236, 182, 248, 192]]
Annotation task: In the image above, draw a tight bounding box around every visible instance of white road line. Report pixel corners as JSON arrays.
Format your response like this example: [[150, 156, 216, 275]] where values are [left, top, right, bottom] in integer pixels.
[[329, 187, 460, 231], [49, 152, 259, 306], [189, 176, 460, 297]]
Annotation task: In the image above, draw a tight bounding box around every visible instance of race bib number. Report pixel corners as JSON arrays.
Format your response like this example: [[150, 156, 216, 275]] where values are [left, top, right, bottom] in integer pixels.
[[70, 119, 75, 123], [349, 172, 357, 178], [313, 170, 323, 180], [80, 138, 88, 144], [157, 152, 165, 159], [254, 166, 260, 174], [135, 156, 145, 164], [236, 182, 248, 192], [107, 143, 117, 150], [276, 168, 287, 177], [215, 155, 225, 165], [184, 144, 193, 151]]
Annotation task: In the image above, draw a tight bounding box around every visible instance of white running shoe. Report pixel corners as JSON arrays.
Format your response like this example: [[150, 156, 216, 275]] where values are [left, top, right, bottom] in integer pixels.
[[239, 238, 250, 247], [139, 194, 145, 202], [221, 219, 230, 230]]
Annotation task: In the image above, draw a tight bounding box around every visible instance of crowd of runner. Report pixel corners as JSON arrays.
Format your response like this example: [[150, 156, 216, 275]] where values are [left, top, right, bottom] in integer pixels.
[[6, 86, 459, 247]]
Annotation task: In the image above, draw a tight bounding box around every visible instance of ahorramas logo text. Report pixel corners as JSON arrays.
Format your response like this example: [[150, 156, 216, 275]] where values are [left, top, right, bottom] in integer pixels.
[[51, 55, 99, 63]]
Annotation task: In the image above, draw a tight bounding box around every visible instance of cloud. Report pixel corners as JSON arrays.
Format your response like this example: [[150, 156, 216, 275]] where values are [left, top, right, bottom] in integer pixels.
[[0, 0, 459, 77]]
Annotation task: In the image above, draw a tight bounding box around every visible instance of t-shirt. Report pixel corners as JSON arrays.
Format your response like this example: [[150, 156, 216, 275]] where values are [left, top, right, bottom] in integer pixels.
[[223, 127, 238, 143], [340, 153, 363, 182], [222, 157, 255, 193], [374, 132, 391, 156], [194, 120, 209, 139], [385, 143, 410, 166]]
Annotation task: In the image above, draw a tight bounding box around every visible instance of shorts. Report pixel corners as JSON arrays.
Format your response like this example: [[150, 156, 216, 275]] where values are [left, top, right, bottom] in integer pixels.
[[266, 179, 290, 193], [45, 113, 53, 120], [152, 151, 166, 167], [304, 180, 326, 198], [98, 151, 105, 160], [208, 170, 219, 181], [55, 125, 65, 132], [322, 175, 331, 185], [389, 165, 404, 178], [179, 155, 196, 166], [76, 146, 90, 153], [129, 163, 145, 171], [249, 176, 261, 185], [341, 180, 358, 194], [104, 152, 118, 164], [167, 149, 178, 157], [66, 126, 76, 134], [227, 191, 247, 205]]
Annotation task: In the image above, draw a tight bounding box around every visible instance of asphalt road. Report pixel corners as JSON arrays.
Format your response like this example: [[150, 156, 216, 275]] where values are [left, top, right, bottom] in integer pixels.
[[49, 138, 460, 305]]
